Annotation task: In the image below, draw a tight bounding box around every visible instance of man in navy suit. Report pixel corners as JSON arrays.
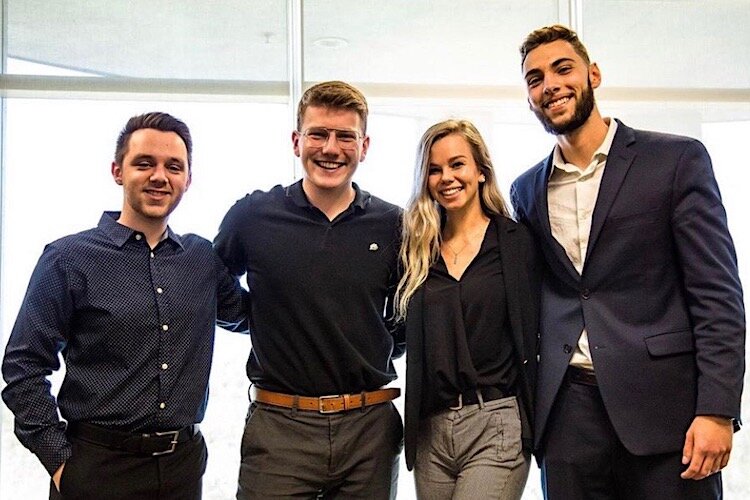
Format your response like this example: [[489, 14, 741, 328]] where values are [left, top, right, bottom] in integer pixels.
[[511, 25, 745, 499]]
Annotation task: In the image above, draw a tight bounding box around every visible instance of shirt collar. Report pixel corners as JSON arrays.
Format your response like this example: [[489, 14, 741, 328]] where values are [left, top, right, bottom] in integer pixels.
[[550, 118, 619, 178], [285, 179, 370, 211], [98, 211, 184, 249]]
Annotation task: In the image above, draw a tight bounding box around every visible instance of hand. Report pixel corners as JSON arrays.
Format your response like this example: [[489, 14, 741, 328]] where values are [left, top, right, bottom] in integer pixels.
[[681, 415, 733, 480], [52, 462, 65, 492]]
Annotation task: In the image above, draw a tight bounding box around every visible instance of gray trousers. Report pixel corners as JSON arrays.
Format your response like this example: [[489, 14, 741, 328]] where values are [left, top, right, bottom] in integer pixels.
[[237, 401, 402, 499], [414, 396, 530, 500]]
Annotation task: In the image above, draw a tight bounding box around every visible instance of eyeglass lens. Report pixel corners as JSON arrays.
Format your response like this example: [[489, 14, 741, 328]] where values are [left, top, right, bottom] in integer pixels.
[[303, 128, 360, 149]]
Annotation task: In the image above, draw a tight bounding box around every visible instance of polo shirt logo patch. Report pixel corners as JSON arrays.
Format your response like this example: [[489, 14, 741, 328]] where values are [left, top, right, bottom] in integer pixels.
[[369, 243, 379, 251]]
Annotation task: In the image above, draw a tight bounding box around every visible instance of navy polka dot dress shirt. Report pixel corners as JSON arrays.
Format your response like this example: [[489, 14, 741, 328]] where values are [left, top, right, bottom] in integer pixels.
[[1, 212, 248, 475]]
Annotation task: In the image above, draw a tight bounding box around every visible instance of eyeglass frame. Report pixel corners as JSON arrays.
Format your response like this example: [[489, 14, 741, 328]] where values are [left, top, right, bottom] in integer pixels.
[[297, 127, 365, 150]]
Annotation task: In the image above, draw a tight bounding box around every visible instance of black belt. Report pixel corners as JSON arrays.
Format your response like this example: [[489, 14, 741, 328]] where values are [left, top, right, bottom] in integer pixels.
[[67, 422, 200, 456], [448, 386, 508, 410], [567, 366, 598, 386]]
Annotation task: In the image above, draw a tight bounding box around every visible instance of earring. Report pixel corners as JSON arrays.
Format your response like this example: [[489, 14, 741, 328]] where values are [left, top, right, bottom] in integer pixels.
[[479, 175, 486, 183]]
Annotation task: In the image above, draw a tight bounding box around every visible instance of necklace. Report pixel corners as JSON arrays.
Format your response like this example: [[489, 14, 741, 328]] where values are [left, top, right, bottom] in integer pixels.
[[443, 223, 489, 265], [445, 239, 472, 265]]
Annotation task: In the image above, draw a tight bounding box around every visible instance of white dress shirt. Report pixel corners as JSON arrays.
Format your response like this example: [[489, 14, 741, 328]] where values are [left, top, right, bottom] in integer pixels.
[[547, 118, 618, 371]]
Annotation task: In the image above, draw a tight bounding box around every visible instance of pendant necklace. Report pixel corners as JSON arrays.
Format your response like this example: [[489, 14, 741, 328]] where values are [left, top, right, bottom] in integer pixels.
[[445, 239, 472, 264], [444, 224, 487, 265]]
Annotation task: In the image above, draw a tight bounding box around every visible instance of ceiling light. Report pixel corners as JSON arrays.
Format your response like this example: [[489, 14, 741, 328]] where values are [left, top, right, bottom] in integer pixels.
[[313, 37, 349, 49]]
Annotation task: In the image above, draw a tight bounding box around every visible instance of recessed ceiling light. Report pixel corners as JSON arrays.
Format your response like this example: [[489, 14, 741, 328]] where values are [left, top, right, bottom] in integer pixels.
[[313, 37, 349, 48]]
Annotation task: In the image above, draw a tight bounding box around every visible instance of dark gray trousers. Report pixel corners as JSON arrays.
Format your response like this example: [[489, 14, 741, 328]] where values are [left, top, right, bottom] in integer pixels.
[[236, 401, 403, 499]]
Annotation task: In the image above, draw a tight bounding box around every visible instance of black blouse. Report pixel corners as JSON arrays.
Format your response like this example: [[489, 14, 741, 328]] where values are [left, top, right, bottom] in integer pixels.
[[422, 222, 518, 414]]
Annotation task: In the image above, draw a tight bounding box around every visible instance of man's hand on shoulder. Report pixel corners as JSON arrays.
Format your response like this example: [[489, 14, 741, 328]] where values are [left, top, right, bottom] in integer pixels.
[[681, 415, 733, 480]]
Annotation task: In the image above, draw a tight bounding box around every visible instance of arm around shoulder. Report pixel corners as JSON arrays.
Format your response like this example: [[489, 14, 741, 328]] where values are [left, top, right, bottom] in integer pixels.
[[213, 249, 250, 334], [213, 196, 252, 277]]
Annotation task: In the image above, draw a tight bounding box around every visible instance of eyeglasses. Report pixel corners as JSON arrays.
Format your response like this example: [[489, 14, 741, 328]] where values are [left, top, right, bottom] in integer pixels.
[[299, 127, 363, 150]]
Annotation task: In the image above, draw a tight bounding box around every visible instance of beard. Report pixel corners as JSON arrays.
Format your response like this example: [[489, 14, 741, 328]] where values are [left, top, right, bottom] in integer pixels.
[[533, 78, 596, 136]]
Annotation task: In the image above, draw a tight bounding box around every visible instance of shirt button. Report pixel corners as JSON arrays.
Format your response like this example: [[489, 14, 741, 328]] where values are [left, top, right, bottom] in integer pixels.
[[159, 402, 166, 409], [563, 344, 573, 353], [581, 289, 591, 300], [135, 234, 142, 241], [156, 287, 163, 294], [150, 252, 155, 258], [161, 363, 168, 370], [162, 324, 169, 331]]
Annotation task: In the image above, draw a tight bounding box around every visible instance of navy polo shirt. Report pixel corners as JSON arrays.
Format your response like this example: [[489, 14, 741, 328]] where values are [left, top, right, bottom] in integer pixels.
[[214, 181, 404, 396]]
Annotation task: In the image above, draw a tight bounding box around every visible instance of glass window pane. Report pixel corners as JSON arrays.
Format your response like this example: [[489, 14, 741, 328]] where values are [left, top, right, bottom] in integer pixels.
[[6, 1, 288, 81], [582, 0, 750, 88], [3, 98, 750, 500], [304, 0, 559, 85], [0, 98, 290, 499]]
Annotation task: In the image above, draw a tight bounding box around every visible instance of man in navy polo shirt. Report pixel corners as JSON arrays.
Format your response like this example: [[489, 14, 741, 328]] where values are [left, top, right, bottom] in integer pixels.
[[215, 81, 404, 499]]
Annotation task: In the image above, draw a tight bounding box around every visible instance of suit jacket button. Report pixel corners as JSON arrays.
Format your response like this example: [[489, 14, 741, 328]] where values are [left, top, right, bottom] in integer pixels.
[[563, 344, 573, 353], [581, 288, 591, 299]]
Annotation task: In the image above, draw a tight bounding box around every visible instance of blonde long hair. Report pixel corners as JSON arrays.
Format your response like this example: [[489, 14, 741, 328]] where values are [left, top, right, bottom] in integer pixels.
[[395, 120, 510, 320]]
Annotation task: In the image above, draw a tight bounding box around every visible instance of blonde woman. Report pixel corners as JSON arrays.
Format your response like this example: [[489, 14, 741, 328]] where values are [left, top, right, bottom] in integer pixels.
[[398, 120, 540, 499]]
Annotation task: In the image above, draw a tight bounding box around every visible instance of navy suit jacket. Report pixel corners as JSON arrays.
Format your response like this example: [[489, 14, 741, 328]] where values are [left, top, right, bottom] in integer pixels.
[[510, 120, 745, 456]]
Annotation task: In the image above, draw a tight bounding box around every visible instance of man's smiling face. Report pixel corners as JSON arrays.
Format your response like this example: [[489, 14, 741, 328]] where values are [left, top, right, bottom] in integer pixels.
[[523, 39, 600, 136], [292, 105, 369, 197]]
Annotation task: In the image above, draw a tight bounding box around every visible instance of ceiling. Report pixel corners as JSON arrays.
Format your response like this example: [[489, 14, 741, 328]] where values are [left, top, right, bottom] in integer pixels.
[[7, 0, 749, 89]]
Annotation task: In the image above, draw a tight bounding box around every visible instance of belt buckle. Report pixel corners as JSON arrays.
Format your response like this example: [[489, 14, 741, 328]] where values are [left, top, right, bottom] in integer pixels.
[[449, 393, 463, 411], [318, 394, 342, 414], [152, 430, 180, 456]]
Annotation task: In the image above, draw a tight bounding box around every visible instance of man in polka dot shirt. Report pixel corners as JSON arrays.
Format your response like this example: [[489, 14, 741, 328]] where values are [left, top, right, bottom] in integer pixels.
[[2, 112, 248, 499]]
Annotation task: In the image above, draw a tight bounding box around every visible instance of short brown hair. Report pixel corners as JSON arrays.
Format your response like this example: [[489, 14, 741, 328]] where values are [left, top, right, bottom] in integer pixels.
[[115, 112, 192, 168], [296, 81, 369, 133], [520, 24, 591, 66]]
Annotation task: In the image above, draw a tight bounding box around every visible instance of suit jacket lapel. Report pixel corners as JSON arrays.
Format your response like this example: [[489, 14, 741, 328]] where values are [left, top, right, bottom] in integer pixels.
[[535, 155, 581, 282], [585, 121, 636, 265]]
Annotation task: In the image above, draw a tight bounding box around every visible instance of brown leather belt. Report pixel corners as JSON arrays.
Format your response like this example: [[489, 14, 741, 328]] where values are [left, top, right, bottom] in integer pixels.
[[567, 366, 598, 386], [251, 386, 400, 414]]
